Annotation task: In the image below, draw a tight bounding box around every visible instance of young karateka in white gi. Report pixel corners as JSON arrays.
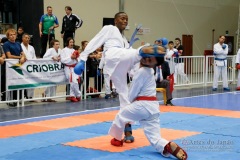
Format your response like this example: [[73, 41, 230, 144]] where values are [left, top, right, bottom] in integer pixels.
[[42, 39, 61, 102], [74, 12, 166, 142], [165, 41, 178, 75], [21, 33, 37, 100], [61, 37, 81, 102], [236, 48, 240, 90], [109, 56, 187, 160], [213, 35, 230, 91]]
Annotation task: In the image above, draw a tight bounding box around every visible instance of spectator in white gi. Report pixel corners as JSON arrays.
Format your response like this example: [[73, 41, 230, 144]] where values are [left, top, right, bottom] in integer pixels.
[[165, 41, 178, 76], [61, 37, 81, 102], [21, 33, 37, 101], [42, 39, 61, 102]]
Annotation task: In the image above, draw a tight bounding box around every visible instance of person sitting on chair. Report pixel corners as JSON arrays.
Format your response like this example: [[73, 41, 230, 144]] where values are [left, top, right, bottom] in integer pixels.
[[155, 61, 174, 106]]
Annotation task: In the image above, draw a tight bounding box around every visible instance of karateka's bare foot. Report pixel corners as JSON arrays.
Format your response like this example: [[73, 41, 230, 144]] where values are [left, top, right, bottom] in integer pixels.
[[163, 142, 188, 160]]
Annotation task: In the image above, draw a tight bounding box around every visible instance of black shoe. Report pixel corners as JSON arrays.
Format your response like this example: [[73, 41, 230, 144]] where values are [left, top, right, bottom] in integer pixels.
[[165, 100, 174, 106], [111, 91, 118, 98], [8, 102, 17, 107]]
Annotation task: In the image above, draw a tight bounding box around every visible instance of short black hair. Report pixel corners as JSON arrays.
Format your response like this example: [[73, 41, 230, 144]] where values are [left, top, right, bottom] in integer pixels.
[[114, 12, 126, 19], [175, 38, 181, 41], [168, 41, 174, 44]]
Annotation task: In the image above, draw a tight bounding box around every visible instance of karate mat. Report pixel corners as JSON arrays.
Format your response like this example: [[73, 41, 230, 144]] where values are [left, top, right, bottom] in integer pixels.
[[0, 92, 239, 160]]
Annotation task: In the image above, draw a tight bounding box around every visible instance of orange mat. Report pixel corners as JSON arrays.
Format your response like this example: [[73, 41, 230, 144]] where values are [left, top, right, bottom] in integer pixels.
[[160, 106, 240, 118], [0, 111, 118, 138], [65, 128, 200, 152], [0, 124, 52, 138], [1, 106, 239, 139]]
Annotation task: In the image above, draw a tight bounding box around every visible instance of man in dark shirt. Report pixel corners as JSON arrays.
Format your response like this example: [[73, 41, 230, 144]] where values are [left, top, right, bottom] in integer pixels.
[[174, 38, 189, 84], [61, 6, 83, 47], [155, 61, 174, 106], [3, 29, 26, 106]]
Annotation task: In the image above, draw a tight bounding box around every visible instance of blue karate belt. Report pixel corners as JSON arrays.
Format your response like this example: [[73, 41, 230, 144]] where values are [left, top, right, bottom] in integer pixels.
[[214, 57, 227, 66]]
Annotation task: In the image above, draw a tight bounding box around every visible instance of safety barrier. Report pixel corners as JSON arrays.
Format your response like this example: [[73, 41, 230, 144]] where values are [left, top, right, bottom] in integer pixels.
[[0, 55, 238, 107]]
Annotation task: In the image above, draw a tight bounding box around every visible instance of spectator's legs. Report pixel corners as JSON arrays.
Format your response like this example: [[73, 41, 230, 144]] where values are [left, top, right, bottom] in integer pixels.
[[40, 34, 48, 58]]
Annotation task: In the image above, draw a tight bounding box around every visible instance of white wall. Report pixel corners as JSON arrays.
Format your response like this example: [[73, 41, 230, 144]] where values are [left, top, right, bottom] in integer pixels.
[[44, 0, 239, 55]]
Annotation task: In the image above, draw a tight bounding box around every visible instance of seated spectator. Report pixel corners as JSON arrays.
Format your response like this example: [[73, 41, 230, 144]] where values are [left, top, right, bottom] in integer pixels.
[[155, 61, 174, 106]]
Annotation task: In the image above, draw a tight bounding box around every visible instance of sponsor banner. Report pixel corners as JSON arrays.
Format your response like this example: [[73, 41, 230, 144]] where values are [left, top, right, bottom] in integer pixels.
[[6, 59, 68, 90]]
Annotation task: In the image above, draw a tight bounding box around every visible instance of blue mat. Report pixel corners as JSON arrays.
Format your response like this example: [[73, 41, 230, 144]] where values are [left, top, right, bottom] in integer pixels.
[[173, 92, 240, 111], [0, 129, 99, 157], [161, 114, 240, 132], [173, 133, 240, 159]]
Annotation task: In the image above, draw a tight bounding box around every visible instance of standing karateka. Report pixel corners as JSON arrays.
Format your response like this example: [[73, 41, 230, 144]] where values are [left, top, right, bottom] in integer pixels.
[[74, 12, 166, 142]]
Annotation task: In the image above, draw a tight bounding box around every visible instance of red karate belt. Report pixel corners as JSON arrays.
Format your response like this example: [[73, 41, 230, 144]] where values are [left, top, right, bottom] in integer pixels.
[[65, 63, 80, 83], [135, 96, 157, 101]]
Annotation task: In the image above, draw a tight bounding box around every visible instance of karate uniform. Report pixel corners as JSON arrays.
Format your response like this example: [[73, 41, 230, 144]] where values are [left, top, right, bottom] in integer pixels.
[[108, 67, 170, 157], [165, 48, 177, 74], [43, 48, 61, 97], [236, 49, 240, 87], [80, 25, 141, 108], [61, 47, 81, 98], [21, 43, 36, 98], [213, 42, 228, 88]]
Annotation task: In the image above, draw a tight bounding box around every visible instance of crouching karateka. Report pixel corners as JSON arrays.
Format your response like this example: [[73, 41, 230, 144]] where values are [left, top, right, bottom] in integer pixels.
[[108, 56, 188, 160], [61, 37, 81, 102]]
